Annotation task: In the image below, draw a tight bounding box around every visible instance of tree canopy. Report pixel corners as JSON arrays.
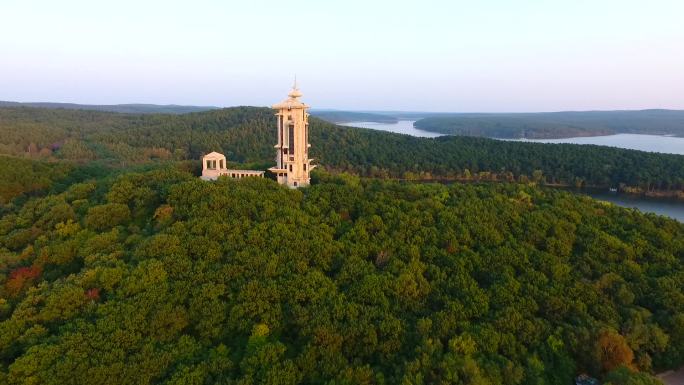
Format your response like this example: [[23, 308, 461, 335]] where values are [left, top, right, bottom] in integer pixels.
[[0, 168, 682, 384]]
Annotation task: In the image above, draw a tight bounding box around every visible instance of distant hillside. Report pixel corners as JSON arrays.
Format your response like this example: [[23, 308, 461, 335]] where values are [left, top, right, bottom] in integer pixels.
[[310, 110, 398, 124], [414, 109, 684, 139], [0, 101, 218, 114], [1, 105, 684, 195]]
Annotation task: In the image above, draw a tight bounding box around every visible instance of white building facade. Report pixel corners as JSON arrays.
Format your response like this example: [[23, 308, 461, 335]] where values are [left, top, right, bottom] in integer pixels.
[[200, 151, 264, 181], [268, 83, 315, 188]]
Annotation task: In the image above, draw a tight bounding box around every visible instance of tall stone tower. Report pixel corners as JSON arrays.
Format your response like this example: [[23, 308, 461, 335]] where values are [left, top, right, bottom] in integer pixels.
[[269, 81, 315, 188]]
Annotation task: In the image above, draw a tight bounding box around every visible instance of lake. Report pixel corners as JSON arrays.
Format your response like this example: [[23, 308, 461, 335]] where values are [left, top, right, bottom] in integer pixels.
[[340, 120, 684, 222], [341, 121, 684, 155], [339, 120, 443, 138], [511, 133, 684, 155], [583, 191, 684, 223]]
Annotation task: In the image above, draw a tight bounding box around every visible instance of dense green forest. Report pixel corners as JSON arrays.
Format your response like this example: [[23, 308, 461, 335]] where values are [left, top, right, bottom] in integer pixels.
[[0, 166, 682, 384], [414, 110, 684, 139], [2, 106, 684, 195], [0, 156, 72, 204]]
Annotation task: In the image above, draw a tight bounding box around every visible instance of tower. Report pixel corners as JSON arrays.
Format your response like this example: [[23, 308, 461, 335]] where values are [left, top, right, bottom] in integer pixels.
[[269, 81, 315, 188]]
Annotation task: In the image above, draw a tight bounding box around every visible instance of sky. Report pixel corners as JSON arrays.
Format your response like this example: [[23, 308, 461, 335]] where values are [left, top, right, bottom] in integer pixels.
[[1, 0, 683, 112]]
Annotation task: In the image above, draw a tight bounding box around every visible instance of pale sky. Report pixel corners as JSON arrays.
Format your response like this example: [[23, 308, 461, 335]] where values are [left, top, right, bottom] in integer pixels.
[[1, 0, 683, 112]]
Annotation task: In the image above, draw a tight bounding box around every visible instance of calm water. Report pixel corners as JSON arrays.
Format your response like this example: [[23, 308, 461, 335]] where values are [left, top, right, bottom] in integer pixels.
[[339, 120, 443, 138], [341, 121, 684, 155], [512, 133, 684, 155], [584, 191, 684, 222]]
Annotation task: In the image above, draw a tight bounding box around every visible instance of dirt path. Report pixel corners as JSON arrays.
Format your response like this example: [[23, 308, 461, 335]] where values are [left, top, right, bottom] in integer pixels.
[[658, 367, 684, 385]]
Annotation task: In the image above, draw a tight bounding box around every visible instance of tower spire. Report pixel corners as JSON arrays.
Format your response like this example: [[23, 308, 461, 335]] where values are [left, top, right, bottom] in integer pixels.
[[288, 76, 303, 99], [269, 81, 314, 188]]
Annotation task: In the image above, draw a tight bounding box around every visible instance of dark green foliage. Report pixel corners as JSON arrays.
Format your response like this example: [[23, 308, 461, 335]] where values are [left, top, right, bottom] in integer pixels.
[[313, 126, 684, 191], [84, 203, 131, 230], [0, 156, 72, 204], [2, 106, 684, 192], [0, 170, 681, 384], [604, 366, 664, 385], [414, 110, 684, 139]]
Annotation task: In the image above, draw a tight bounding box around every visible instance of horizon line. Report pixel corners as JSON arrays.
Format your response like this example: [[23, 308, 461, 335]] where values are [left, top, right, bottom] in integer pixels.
[[2, 100, 683, 115]]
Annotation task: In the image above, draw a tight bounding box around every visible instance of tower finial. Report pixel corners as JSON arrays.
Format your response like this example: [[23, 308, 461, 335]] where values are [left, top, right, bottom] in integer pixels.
[[288, 75, 302, 98]]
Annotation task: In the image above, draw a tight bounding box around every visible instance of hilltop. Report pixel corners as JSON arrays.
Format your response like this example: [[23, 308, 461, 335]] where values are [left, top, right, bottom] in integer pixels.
[[1, 106, 684, 204]]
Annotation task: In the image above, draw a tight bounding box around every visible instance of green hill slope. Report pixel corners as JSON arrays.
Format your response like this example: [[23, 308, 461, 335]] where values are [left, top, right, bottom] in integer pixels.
[[0, 170, 682, 384], [1, 106, 684, 194]]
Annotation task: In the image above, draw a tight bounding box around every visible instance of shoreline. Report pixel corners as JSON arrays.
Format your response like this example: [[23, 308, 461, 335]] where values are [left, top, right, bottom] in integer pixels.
[[390, 176, 684, 202], [444, 132, 684, 141]]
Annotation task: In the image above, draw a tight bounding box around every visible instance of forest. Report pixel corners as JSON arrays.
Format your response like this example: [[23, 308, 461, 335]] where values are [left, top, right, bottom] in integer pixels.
[[1, 106, 684, 197], [413, 110, 684, 139], [1, 104, 683, 384], [0, 165, 682, 384]]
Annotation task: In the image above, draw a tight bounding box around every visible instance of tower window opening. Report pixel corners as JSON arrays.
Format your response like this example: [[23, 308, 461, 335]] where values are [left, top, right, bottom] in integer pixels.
[[303, 164, 307, 171], [279, 117, 284, 146], [289, 164, 292, 172], [288, 124, 295, 154]]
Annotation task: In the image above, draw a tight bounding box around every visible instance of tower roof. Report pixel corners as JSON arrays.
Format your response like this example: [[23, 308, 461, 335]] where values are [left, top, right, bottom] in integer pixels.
[[202, 151, 226, 159], [273, 81, 308, 110]]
